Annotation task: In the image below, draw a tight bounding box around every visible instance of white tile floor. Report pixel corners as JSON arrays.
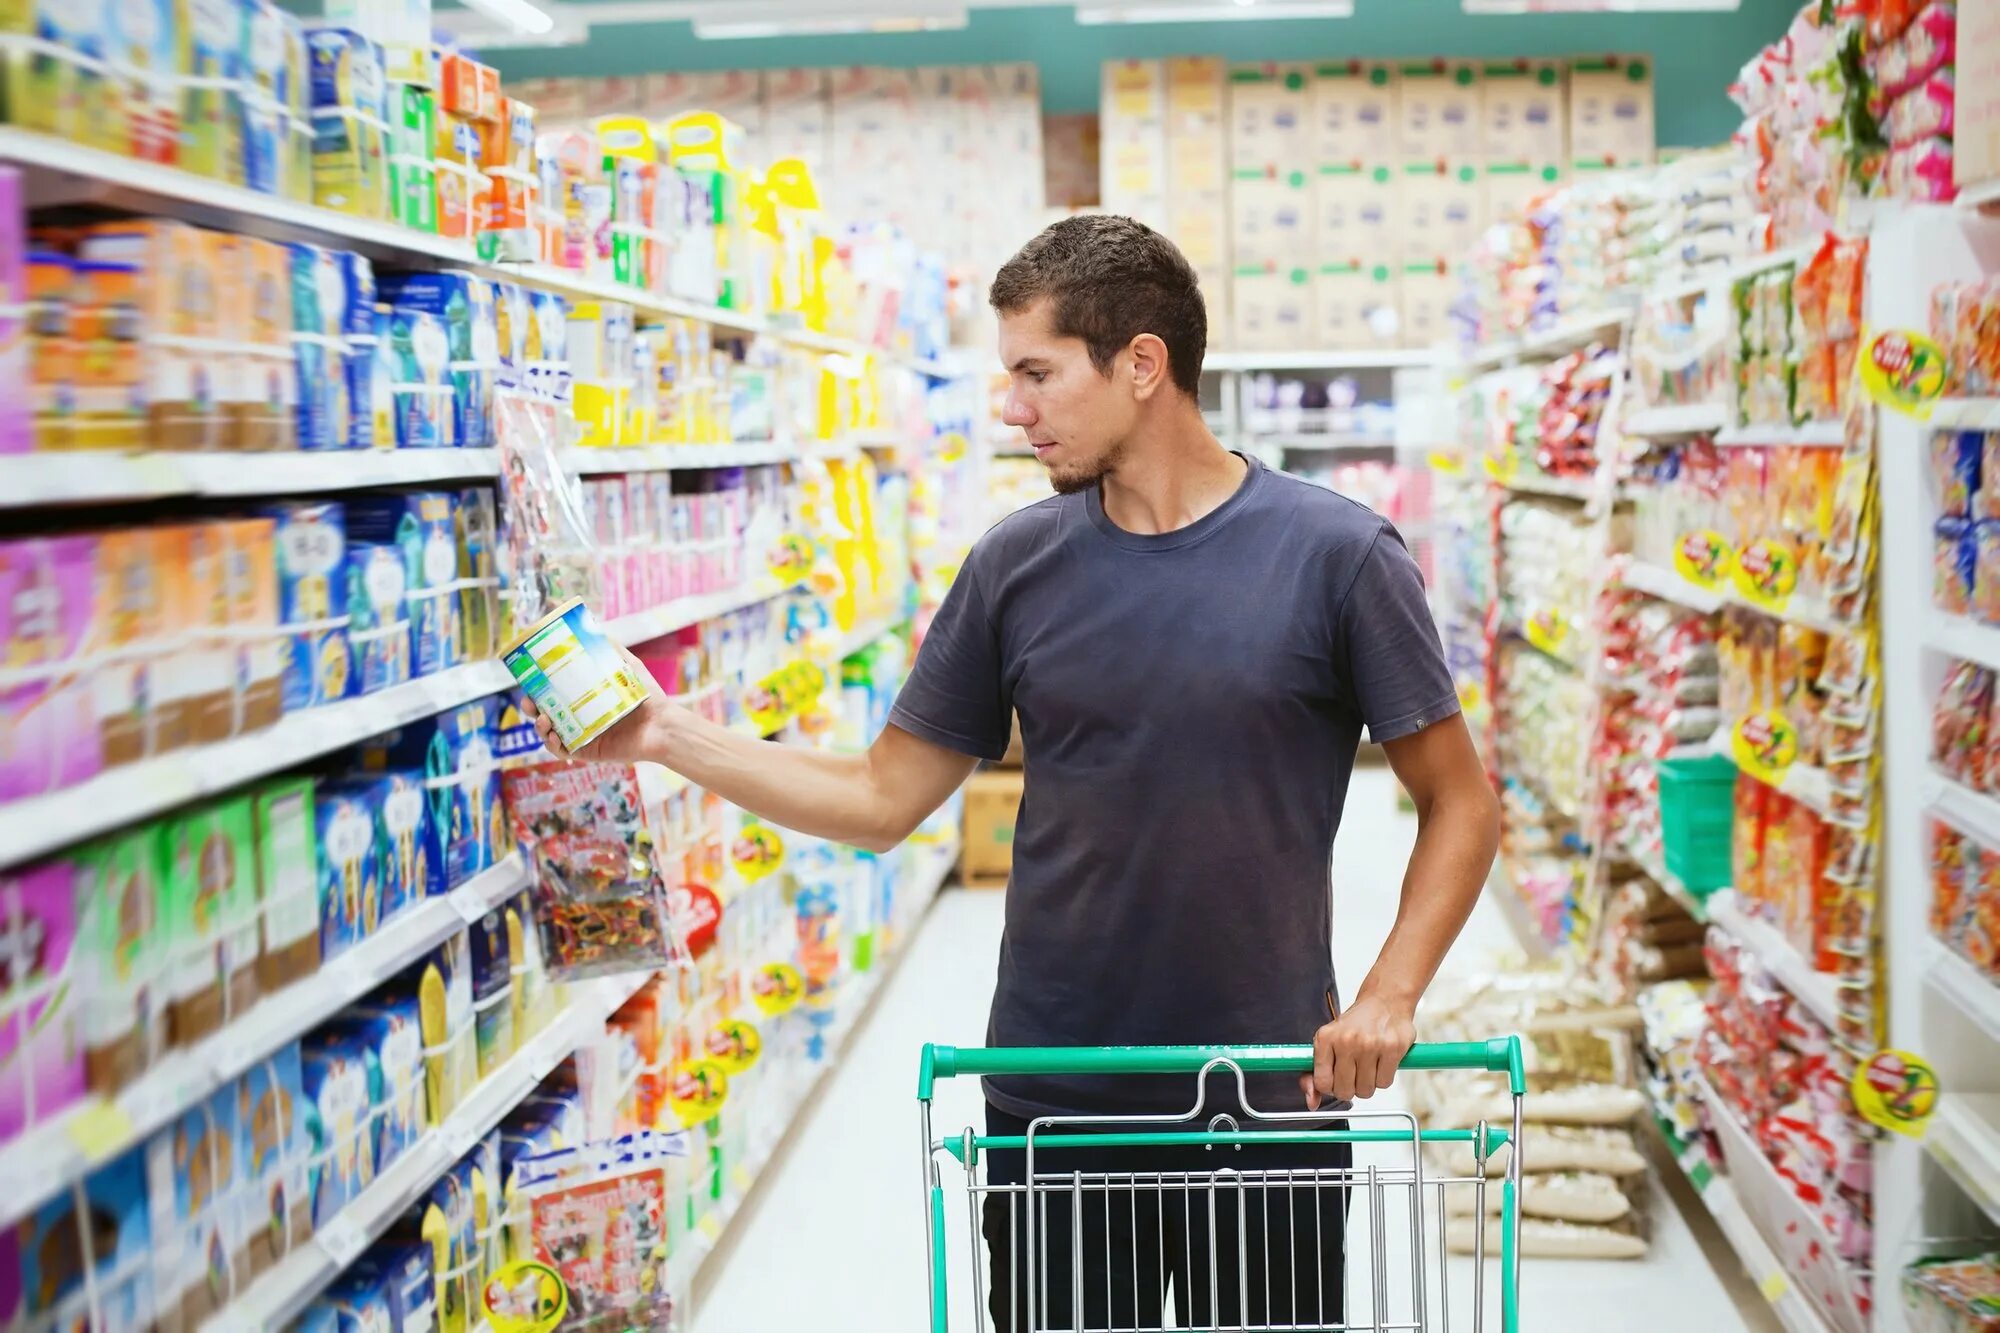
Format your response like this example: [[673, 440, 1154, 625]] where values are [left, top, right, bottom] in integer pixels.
[[694, 768, 1772, 1331]]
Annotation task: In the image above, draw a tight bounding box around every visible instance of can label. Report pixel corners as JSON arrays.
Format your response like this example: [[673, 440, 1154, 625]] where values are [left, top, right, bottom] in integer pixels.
[[501, 600, 646, 751]]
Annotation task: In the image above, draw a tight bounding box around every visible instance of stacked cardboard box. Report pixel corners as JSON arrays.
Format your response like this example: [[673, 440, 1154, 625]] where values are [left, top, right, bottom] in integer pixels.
[[961, 715, 1025, 889], [1098, 53, 1655, 354]]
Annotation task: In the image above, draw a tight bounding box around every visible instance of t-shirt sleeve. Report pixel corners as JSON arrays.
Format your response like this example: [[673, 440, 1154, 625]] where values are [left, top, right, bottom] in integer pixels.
[[1334, 524, 1462, 743], [887, 559, 1012, 761]]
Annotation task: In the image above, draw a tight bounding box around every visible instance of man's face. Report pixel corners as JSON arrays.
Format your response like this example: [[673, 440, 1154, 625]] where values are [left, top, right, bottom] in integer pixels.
[[997, 299, 1135, 495]]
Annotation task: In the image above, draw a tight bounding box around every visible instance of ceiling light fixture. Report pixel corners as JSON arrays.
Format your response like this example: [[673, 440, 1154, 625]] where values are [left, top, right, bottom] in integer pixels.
[[1461, 0, 1736, 10], [1075, 0, 1350, 20], [693, 6, 969, 36], [454, 0, 559, 35]]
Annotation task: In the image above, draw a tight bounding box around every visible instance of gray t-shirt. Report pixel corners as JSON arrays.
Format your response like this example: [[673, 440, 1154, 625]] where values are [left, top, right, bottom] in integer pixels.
[[888, 455, 1460, 1118]]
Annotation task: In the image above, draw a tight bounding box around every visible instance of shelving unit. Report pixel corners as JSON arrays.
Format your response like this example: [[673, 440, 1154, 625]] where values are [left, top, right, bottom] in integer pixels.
[[1203, 348, 1435, 372], [1927, 938, 2000, 1044], [1623, 404, 1730, 439], [1924, 1095, 2000, 1228], [1704, 891, 1844, 1032], [1715, 422, 1846, 449]]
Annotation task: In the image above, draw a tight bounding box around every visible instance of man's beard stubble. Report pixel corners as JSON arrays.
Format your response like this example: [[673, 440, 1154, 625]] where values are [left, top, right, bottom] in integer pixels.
[[1046, 437, 1127, 496]]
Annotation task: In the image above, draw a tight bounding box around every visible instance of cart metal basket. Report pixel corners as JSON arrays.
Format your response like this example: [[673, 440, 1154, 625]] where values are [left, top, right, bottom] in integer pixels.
[[919, 1038, 1525, 1333]]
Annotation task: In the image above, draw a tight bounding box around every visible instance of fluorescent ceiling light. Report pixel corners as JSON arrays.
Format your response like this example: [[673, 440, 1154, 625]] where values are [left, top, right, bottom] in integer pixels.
[[456, 0, 559, 34], [1462, 0, 1735, 10], [693, 6, 968, 36], [1076, 0, 1350, 18]]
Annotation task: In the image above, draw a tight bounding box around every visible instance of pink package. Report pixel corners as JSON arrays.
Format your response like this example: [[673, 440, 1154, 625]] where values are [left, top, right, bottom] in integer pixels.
[[0, 169, 24, 455], [0, 860, 87, 1140], [1, 537, 103, 801], [1876, 2, 1955, 100], [1884, 72, 1955, 146], [1888, 137, 1958, 202]]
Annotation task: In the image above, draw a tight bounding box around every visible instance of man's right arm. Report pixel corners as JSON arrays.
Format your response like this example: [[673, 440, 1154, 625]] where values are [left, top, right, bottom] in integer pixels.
[[526, 680, 979, 853]]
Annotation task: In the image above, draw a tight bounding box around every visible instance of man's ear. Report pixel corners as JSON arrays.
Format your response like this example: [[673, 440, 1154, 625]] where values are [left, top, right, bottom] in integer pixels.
[[1127, 333, 1171, 401]]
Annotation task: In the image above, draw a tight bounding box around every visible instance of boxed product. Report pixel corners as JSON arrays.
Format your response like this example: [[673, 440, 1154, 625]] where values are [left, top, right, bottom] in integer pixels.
[[76, 221, 226, 451], [0, 861, 85, 1142], [219, 236, 296, 451], [467, 903, 515, 1077], [310, 1264, 395, 1332], [1229, 174, 1314, 268], [1399, 161, 1483, 265], [455, 486, 501, 661], [1401, 263, 1458, 347], [325, 0, 430, 86], [346, 491, 462, 677], [92, 528, 178, 766], [18, 1147, 154, 1331], [1227, 63, 1311, 175], [962, 768, 1024, 884], [288, 242, 350, 451], [147, 1084, 246, 1329], [1316, 263, 1402, 350], [353, 1240, 438, 1332], [1480, 60, 1567, 165], [159, 795, 261, 1048], [340, 989, 428, 1171], [1231, 266, 1315, 353], [413, 932, 478, 1121], [253, 778, 321, 992], [233, 1040, 312, 1274], [1397, 61, 1481, 160], [1569, 55, 1655, 169], [347, 540, 413, 695], [1313, 162, 1399, 266], [71, 826, 168, 1095], [316, 780, 384, 959], [1311, 62, 1398, 166], [0, 535, 101, 799], [334, 250, 382, 450], [360, 695, 506, 889], [377, 272, 497, 449], [264, 501, 355, 710], [301, 1029, 377, 1226], [385, 305, 454, 448], [182, 0, 246, 181]]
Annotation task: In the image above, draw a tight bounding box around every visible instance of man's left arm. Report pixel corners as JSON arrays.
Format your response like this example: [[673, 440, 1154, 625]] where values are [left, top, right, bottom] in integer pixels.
[[1305, 715, 1501, 1108]]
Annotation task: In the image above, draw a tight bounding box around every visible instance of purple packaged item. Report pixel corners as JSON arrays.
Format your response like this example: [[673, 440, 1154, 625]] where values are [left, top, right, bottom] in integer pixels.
[[0, 536, 102, 801], [0, 861, 86, 1140], [1938, 516, 1977, 614], [0, 169, 24, 455]]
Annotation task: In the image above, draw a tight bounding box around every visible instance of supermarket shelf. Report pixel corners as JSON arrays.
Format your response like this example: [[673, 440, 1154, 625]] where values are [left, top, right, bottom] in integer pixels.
[[0, 660, 514, 869], [1465, 306, 1631, 371], [1714, 421, 1846, 448], [565, 442, 802, 474], [1934, 775, 2000, 853], [1501, 472, 1600, 502], [1622, 403, 1728, 438], [0, 448, 504, 507], [1268, 434, 1398, 452], [830, 614, 905, 660], [1616, 835, 1709, 923], [1623, 561, 1726, 615], [1203, 348, 1435, 372], [1487, 867, 1557, 960], [210, 971, 650, 1331], [683, 840, 958, 1303], [1924, 1094, 2000, 1227], [0, 854, 533, 1233], [1929, 398, 2000, 430], [1925, 936, 2000, 1044], [1649, 1111, 1836, 1333], [603, 578, 807, 647], [1956, 178, 2000, 213], [1705, 890, 1844, 1030], [1934, 609, 2000, 673]]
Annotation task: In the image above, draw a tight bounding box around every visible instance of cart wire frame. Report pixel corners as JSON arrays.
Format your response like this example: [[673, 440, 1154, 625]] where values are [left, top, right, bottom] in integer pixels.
[[918, 1038, 1526, 1333]]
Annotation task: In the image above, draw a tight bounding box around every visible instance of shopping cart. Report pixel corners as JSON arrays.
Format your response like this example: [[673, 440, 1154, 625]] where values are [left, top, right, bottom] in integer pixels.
[[918, 1038, 1525, 1333]]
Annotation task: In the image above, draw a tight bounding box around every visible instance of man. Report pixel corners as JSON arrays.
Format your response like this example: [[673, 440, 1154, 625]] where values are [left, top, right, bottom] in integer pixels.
[[526, 215, 1499, 1329]]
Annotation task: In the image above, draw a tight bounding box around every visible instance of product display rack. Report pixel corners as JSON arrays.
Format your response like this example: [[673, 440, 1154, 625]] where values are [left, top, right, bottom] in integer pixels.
[[1876, 202, 2000, 1330]]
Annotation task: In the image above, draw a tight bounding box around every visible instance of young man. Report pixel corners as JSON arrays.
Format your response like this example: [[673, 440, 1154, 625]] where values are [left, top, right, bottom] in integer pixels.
[[525, 215, 1499, 1329]]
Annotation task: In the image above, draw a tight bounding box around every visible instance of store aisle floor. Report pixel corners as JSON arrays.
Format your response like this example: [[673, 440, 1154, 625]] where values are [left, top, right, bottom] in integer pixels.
[[695, 767, 1767, 1330]]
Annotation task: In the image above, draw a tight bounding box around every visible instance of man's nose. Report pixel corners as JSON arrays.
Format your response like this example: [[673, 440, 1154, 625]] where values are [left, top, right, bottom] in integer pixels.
[[1002, 394, 1036, 428]]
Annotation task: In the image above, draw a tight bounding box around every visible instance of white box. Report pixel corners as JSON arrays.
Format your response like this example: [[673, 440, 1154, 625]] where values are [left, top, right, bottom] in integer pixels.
[[1568, 55, 1654, 168], [1102, 58, 1165, 129], [763, 67, 830, 174], [1479, 60, 1565, 165], [1315, 264, 1402, 350], [1399, 161, 1483, 265], [1231, 268, 1315, 352], [1229, 62, 1312, 175], [1165, 55, 1226, 122], [1959, 0, 2000, 187], [1167, 194, 1229, 271], [1397, 61, 1481, 161], [1230, 174, 1314, 266], [1400, 265, 1458, 347], [1311, 62, 1398, 167], [1313, 162, 1399, 267]]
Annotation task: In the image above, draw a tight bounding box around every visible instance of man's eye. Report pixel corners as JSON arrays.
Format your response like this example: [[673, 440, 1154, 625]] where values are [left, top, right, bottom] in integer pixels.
[[1028, 371, 1047, 384]]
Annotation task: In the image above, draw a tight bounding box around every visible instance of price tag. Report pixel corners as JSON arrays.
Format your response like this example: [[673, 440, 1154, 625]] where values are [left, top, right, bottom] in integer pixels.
[[751, 962, 804, 1015], [1859, 328, 1948, 418], [1481, 448, 1520, 485], [1523, 609, 1568, 657], [319, 1216, 370, 1267], [936, 431, 967, 463], [1673, 529, 1734, 590], [695, 1213, 723, 1244], [1852, 1049, 1940, 1137], [704, 1019, 763, 1074], [1427, 450, 1465, 476], [443, 1117, 486, 1160], [1758, 1272, 1791, 1303], [484, 1260, 570, 1333], [1731, 711, 1799, 787], [766, 534, 816, 585], [668, 1061, 730, 1127], [450, 885, 493, 925], [1731, 539, 1799, 612]]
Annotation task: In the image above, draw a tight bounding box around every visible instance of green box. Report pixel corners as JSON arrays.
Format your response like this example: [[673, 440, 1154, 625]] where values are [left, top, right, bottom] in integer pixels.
[[162, 795, 261, 1045], [71, 825, 169, 1093], [1656, 754, 1738, 896]]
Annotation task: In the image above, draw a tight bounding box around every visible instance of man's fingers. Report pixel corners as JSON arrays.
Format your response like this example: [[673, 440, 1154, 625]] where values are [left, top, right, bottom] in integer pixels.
[[1299, 1073, 1320, 1112], [1331, 1045, 1358, 1105], [1351, 1050, 1381, 1102], [1311, 1024, 1336, 1106]]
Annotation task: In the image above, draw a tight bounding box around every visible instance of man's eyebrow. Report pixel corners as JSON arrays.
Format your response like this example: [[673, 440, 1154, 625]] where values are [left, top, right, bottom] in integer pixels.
[[1010, 356, 1049, 372]]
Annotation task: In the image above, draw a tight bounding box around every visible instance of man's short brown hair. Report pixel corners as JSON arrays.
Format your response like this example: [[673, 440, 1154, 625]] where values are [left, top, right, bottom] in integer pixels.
[[988, 215, 1207, 396]]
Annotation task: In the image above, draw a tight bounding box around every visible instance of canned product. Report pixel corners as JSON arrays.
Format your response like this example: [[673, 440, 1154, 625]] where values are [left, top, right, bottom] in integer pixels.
[[500, 597, 647, 752]]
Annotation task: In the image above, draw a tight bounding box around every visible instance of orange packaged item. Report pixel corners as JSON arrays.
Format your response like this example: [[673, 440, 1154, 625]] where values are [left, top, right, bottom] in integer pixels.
[[219, 516, 284, 734], [1733, 775, 1769, 906], [26, 250, 77, 451], [92, 528, 171, 766], [1931, 819, 1968, 946], [1969, 846, 2000, 976], [219, 237, 295, 451], [71, 259, 143, 451]]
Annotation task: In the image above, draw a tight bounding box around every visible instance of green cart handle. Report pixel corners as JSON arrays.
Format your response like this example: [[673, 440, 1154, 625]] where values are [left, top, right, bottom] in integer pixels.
[[918, 1036, 1525, 1098]]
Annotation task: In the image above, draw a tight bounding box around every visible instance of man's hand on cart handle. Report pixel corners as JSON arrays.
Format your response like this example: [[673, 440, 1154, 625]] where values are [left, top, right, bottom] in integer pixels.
[[1303, 986, 1417, 1110]]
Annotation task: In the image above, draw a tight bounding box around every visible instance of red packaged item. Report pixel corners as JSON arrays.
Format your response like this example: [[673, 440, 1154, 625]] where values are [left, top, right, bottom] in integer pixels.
[[1733, 775, 1771, 905], [1932, 660, 1995, 784], [1932, 818, 1969, 944]]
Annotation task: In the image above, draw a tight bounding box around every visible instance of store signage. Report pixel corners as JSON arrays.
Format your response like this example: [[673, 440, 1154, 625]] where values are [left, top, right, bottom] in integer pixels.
[[1673, 529, 1734, 590], [744, 659, 827, 734], [1731, 710, 1799, 785], [704, 1018, 763, 1074], [1851, 1049, 1940, 1136], [1481, 446, 1521, 485], [668, 1059, 731, 1126], [752, 962, 805, 1015], [482, 1261, 569, 1333], [767, 533, 816, 584], [731, 823, 786, 883], [1732, 539, 1799, 611], [1859, 328, 1948, 417]]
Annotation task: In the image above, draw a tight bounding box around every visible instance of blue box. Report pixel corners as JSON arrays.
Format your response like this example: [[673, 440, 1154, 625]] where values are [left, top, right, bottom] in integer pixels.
[[378, 272, 497, 448], [384, 305, 452, 448], [354, 1240, 436, 1333], [300, 1030, 378, 1227], [262, 501, 354, 711], [287, 243, 350, 451], [337, 991, 427, 1171], [145, 1086, 242, 1319], [346, 492, 461, 676], [313, 1258, 394, 1332], [337, 253, 380, 449], [359, 695, 505, 889], [375, 769, 442, 907], [314, 780, 383, 959], [306, 27, 385, 118], [21, 1147, 153, 1329], [234, 1042, 312, 1267], [346, 543, 411, 696]]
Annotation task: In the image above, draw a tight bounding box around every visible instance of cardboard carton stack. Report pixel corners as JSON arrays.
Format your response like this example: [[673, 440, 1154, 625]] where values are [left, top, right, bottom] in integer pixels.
[[1099, 53, 1656, 354], [961, 716, 1025, 889]]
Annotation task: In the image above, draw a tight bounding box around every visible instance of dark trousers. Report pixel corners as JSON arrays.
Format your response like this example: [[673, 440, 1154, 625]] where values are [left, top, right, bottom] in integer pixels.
[[981, 1103, 1352, 1332]]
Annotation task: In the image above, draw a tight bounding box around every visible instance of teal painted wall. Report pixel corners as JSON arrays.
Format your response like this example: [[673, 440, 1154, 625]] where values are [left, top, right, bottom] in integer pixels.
[[488, 0, 1796, 149]]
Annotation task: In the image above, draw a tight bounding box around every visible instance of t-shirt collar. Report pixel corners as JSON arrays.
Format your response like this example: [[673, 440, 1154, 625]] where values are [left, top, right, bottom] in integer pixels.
[[1086, 451, 1264, 552]]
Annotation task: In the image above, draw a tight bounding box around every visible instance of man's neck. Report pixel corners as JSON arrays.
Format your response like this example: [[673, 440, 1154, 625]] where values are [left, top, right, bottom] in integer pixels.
[[1098, 410, 1249, 536]]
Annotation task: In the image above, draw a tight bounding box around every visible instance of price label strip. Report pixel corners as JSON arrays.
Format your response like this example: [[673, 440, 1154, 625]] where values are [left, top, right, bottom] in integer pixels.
[[1731, 711, 1800, 788], [1852, 1049, 1940, 1137], [1859, 328, 1948, 419], [1674, 529, 1734, 590]]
